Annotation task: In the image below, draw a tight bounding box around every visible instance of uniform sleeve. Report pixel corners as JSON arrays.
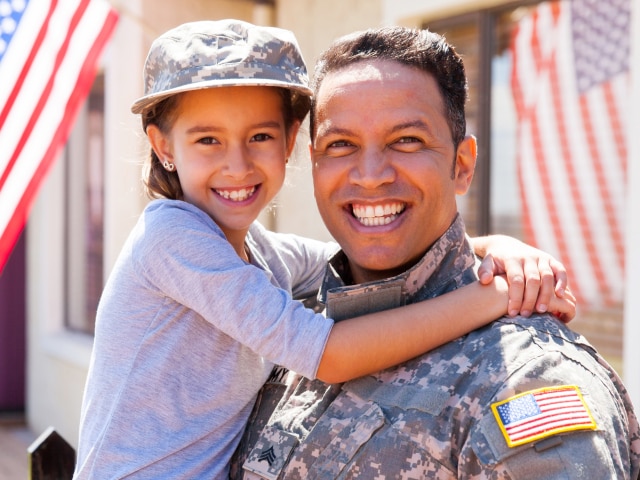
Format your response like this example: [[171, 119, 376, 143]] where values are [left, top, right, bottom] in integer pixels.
[[462, 344, 639, 479], [133, 202, 334, 380]]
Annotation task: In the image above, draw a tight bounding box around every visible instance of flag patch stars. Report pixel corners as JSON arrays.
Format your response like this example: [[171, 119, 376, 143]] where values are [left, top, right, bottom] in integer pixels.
[[491, 385, 597, 448]]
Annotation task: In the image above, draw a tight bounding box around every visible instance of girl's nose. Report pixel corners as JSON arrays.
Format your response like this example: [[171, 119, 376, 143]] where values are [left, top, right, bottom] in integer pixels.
[[223, 145, 254, 179]]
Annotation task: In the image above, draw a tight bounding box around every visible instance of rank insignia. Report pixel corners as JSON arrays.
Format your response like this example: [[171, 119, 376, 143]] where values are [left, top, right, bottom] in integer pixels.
[[491, 385, 597, 448], [243, 426, 299, 480]]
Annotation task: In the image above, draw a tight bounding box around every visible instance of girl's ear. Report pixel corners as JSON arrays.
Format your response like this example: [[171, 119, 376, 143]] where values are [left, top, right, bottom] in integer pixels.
[[146, 124, 173, 163]]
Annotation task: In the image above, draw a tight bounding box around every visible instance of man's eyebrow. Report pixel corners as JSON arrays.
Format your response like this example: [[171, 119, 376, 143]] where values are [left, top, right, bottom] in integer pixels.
[[316, 125, 354, 137], [390, 120, 434, 134]]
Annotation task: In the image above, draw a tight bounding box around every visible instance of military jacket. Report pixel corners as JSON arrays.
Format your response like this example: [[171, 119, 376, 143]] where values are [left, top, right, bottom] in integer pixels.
[[231, 215, 640, 479]]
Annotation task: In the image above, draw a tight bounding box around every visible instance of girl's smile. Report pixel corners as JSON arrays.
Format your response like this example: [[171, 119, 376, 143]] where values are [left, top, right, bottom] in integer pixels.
[[213, 185, 258, 202]]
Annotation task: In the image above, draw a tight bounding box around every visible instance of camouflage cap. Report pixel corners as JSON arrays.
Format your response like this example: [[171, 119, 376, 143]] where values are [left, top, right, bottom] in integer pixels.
[[131, 19, 313, 114]]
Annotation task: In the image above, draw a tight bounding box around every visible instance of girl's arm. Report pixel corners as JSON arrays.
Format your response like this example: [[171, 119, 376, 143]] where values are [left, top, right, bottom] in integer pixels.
[[316, 276, 575, 383]]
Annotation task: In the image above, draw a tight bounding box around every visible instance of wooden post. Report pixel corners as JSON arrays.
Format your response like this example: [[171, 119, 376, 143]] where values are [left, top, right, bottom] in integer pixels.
[[28, 426, 75, 480]]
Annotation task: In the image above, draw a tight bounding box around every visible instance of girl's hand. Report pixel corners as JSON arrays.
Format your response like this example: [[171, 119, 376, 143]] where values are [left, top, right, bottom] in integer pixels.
[[492, 275, 576, 323], [472, 235, 572, 320], [547, 286, 576, 323]]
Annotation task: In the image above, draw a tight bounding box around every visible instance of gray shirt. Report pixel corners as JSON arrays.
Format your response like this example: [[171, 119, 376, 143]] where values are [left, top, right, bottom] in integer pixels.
[[75, 199, 335, 479]]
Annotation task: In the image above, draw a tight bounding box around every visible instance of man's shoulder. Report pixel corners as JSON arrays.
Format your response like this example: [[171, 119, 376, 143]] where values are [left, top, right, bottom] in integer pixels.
[[469, 313, 594, 356], [466, 313, 598, 372], [477, 314, 603, 370], [365, 313, 604, 403]]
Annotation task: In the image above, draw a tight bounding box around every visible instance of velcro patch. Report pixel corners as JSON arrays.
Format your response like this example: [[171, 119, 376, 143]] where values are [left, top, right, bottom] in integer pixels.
[[243, 426, 299, 480], [491, 385, 597, 448]]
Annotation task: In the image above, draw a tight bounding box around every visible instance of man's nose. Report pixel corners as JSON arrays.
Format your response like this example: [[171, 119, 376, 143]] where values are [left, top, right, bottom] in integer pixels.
[[349, 148, 395, 188]]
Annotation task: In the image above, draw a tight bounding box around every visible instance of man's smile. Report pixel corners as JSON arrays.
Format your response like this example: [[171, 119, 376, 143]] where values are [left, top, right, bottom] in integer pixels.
[[351, 202, 406, 226]]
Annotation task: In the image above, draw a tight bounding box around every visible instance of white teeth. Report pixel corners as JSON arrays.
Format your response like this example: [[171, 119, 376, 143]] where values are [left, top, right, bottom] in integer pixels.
[[352, 203, 405, 226], [215, 186, 256, 202]]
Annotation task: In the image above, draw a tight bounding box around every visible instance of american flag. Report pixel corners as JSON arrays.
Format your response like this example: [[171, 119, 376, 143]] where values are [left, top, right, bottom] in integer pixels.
[[491, 385, 596, 447], [0, 0, 118, 273], [511, 0, 629, 307]]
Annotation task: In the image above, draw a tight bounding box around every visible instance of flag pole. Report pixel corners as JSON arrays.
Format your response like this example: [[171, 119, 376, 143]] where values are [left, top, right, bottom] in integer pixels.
[[108, 0, 159, 40]]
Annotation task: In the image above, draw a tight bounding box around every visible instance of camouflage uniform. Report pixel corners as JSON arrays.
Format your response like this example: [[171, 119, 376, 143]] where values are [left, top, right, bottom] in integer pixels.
[[231, 215, 640, 479]]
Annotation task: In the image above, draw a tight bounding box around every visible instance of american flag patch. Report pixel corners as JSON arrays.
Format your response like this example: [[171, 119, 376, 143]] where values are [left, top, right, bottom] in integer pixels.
[[491, 385, 597, 448]]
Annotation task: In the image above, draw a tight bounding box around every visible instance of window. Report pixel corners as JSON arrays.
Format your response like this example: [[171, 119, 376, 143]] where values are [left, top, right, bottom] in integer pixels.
[[64, 73, 105, 335]]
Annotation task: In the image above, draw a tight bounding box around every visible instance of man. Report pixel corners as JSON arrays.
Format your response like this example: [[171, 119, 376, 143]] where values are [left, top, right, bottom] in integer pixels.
[[232, 26, 640, 479]]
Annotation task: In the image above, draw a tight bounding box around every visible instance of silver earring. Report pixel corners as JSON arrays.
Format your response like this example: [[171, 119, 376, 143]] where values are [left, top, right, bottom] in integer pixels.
[[163, 160, 175, 172]]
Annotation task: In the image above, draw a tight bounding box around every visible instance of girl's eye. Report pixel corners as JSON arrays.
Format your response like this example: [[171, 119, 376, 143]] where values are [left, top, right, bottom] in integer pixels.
[[252, 133, 273, 142], [198, 137, 219, 145]]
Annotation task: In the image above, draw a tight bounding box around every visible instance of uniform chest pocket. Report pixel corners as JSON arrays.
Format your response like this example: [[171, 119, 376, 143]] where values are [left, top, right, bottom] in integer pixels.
[[297, 378, 453, 479], [291, 396, 385, 479]]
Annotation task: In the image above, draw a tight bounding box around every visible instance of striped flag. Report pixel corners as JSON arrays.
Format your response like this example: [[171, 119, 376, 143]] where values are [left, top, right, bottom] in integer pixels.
[[0, 0, 118, 273], [491, 385, 597, 448], [511, 0, 629, 307]]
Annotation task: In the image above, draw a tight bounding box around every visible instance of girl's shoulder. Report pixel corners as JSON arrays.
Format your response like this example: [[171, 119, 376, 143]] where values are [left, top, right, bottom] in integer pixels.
[[142, 198, 209, 225], [247, 222, 339, 296], [247, 222, 338, 263], [141, 198, 224, 237], [133, 199, 227, 253]]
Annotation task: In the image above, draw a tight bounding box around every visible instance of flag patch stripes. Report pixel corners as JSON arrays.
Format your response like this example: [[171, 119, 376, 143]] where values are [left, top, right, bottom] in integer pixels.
[[491, 385, 597, 448]]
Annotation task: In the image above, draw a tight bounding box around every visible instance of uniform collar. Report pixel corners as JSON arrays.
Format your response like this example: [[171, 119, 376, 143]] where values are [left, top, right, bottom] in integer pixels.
[[319, 214, 477, 320]]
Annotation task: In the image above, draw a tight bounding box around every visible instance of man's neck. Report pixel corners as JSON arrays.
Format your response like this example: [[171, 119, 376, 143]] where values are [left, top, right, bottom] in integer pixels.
[[320, 214, 477, 313], [349, 257, 426, 285], [345, 215, 461, 285]]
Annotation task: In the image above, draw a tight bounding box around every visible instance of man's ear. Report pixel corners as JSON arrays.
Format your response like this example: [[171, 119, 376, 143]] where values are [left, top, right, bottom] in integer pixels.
[[454, 135, 477, 195], [146, 124, 173, 163]]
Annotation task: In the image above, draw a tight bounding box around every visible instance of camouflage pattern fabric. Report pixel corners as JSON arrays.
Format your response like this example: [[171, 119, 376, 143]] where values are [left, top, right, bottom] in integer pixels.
[[231, 214, 640, 479], [131, 19, 312, 115]]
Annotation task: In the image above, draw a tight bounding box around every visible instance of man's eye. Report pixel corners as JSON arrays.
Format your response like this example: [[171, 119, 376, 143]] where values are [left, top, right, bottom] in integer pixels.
[[397, 136, 420, 144], [392, 136, 424, 152], [328, 140, 353, 148]]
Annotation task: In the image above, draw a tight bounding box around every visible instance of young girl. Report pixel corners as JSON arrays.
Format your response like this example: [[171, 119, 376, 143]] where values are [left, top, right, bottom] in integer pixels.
[[74, 20, 574, 479]]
